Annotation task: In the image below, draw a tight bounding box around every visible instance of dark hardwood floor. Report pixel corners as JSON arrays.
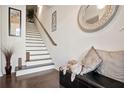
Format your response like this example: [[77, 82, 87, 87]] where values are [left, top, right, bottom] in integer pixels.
[[0, 69, 60, 88]]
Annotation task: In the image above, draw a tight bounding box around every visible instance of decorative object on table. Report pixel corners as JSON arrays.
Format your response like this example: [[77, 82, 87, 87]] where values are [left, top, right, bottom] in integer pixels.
[[78, 5, 119, 33], [2, 47, 14, 75], [52, 10, 57, 32], [9, 7, 21, 37], [18, 58, 22, 69]]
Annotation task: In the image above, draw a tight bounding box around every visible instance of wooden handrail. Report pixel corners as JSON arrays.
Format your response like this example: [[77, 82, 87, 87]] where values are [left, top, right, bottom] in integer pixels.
[[34, 14, 57, 46]]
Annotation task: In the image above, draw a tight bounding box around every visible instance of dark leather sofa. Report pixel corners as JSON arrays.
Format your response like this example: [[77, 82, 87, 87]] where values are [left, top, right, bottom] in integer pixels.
[[59, 70, 124, 88]]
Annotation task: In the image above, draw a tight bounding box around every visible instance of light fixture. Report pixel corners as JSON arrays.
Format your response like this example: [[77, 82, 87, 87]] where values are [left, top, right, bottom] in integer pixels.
[[37, 5, 43, 16], [97, 5, 106, 9], [37, 5, 42, 8]]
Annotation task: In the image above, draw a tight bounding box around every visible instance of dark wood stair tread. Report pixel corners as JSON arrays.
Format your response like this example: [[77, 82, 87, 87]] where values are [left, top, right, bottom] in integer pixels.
[[15, 62, 54, 71]]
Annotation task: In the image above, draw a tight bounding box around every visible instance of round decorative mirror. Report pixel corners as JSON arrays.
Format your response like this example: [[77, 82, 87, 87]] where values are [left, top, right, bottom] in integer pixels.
[[78, 5, 119, 32]]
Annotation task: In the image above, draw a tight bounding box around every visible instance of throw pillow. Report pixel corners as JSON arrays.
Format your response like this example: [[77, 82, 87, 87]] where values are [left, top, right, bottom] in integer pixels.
[[96, 49, 124, 83], [80, 47, 102, 75]]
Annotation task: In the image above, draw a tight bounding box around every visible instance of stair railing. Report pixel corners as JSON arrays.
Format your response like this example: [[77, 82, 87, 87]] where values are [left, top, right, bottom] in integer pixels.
[[34, 14, 57, 46]]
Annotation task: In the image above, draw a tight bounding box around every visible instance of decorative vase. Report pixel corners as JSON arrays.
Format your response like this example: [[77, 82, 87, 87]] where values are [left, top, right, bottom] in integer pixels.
[[2, 47, 13, 75], [5, 66, 12, 75], [5, 55, 12, 75]]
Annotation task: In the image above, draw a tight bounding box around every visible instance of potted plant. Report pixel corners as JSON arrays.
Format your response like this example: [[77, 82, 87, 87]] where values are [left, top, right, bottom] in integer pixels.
[[2, 47, 14, 75]]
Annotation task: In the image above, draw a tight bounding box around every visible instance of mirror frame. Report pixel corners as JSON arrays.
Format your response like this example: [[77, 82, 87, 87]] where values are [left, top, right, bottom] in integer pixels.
[[9, 7, 21, 37], [78, 5, 119, 33]]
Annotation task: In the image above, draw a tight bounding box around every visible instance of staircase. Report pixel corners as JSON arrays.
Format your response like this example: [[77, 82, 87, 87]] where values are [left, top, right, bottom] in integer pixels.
[[16, 22, 55, 76]]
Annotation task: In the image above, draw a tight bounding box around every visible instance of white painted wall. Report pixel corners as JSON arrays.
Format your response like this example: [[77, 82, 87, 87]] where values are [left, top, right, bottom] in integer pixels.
[[0, 6, 2, 76], [35, 5, 124, 70], [1, 5, 26, 74]]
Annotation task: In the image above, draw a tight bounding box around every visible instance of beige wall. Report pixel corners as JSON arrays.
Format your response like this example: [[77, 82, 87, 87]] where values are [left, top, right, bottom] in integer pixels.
[[1, 5, 26, 74], [35, 5, 124, 70]]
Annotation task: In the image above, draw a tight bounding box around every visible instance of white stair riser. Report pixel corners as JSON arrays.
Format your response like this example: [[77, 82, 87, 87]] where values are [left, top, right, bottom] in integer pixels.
[[26, 34, 40, 36], [26, 39, 43, 42], [26, 35, 41, 38], [26, 47, 47, 50], [30, 55, 50, 60], [26, 30, 39, 32], [29, 51, 49, 55], [26, 37, 42, 40], [26, 25, 36, 30], [27, 30, 38, 31], [16, 65, 55, 76], [27, 30, 39, 32], [26, 33, 40, 35], [26, 26, 36, 28], [26, 31, 39, 33], [26, 40, 44, 43], [26, 32, 39, 34], [26, 59, 52, 66], [26, 43, 45, 47]]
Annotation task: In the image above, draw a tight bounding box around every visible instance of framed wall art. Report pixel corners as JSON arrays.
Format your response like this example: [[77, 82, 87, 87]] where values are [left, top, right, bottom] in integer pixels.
[[9, 7, 21, 37], [52, 11, 57, 32]]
